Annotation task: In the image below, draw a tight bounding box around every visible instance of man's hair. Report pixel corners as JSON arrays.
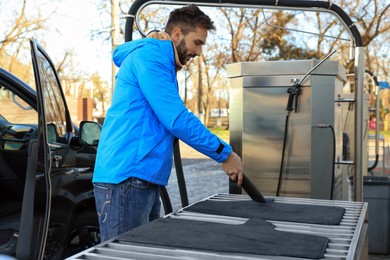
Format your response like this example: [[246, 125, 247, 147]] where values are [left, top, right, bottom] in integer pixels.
[[165, 4, 215, 35]]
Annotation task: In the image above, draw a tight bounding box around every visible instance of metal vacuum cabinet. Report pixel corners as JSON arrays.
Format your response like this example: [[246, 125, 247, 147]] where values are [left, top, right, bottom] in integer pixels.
[[228, 60, 347, 200]]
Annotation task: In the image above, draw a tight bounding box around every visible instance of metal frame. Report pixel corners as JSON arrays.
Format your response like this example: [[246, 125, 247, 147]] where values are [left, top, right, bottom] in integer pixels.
[[124, 0, 365, 201], [67, 194, 368, 259]]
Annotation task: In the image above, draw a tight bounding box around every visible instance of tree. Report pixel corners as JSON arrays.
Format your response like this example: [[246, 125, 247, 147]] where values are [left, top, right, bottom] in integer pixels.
[[94, 0, 169, 94], [352, 0, 389, 79], [220, 7, 263, 63], [0, 0, 52, 83], [55, 48, 85, 96], [0, 1, 50, 56], [202, 45, 228, 126], [96, 1, 388, 123], [91, 72, 110, 117], [313, 0, 389, 79]]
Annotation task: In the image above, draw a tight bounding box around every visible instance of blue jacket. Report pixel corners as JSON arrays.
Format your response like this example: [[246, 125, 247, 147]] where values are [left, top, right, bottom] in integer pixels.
[[92, 38, 232, 186]]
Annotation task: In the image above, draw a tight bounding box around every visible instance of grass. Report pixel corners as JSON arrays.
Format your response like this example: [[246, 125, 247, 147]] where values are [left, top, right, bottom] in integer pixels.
[[209, 128, 229, 141], [368, 130, 390, 141]]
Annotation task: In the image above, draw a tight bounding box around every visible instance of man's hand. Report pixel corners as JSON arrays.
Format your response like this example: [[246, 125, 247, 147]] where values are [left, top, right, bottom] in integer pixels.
[[222, 151, 243, 186]]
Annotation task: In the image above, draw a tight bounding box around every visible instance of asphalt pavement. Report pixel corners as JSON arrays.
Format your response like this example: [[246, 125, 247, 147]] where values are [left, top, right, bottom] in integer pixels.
[[165, 144, 228, 212]]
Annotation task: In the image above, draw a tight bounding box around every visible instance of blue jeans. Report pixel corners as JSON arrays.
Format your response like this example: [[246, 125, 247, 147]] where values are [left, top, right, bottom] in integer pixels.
[[93, 177, 161, 242]]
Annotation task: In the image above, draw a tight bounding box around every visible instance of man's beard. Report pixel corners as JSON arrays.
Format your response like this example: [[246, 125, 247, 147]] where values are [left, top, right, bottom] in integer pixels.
[[176, 39, 189, 65]]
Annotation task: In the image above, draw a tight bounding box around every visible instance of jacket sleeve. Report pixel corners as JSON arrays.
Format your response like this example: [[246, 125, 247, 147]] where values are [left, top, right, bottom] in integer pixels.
[[132, 42, 232, 162]]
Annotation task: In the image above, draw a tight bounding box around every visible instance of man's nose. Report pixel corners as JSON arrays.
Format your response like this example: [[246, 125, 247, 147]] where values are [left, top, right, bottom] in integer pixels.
[[195, 46, 202, 56]]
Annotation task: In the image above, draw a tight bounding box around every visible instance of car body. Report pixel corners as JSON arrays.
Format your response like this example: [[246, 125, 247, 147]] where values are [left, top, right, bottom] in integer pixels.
[[0, 39, 101, 259]]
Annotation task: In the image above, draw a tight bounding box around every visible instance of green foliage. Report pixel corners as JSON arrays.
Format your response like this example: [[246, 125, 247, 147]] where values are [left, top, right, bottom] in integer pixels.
[[368, 130, 390, 140], [209, 128, 229, 141]]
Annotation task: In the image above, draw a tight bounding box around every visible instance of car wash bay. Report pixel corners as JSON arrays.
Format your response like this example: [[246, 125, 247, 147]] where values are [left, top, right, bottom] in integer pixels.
[[67, 0, 378, 259]]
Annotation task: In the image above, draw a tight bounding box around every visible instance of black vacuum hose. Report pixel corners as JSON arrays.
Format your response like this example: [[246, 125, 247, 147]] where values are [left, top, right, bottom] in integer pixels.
[[328, 125, 336, 200], [277, 82, 302, 197], [276, 112, 290, 197], [159, 186, 173, 214], [159, 139, 190, 215], [173, 138, 189, 207], [365, 70, 380, 172]]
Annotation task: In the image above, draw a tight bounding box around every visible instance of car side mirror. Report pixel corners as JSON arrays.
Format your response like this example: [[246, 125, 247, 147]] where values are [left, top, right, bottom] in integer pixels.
[[79, 121, 101, 146]]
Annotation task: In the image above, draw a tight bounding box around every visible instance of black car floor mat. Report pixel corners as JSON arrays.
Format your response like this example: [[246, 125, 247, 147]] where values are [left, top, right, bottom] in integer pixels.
[[185, 199, 345, 225], [118, 217, 329, 259]]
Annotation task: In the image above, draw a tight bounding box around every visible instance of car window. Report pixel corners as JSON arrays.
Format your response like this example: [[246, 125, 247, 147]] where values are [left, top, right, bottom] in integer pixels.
[[0, 87, 37, 125], [0, 87, 37, 151], [34, 50, 69, 145]]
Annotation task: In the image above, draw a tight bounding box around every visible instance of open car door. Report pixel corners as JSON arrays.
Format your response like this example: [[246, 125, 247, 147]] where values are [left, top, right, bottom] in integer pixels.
[[16, 38, 74, 260]]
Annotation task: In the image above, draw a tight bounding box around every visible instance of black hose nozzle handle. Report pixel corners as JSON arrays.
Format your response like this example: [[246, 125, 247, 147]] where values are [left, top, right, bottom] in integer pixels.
[[236, 174, 266, 203], [286, 84, 301, 112]]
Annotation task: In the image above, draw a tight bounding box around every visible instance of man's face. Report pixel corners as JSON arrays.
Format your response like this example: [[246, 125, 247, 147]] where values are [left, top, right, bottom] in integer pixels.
[[176, 26, 208, 65]]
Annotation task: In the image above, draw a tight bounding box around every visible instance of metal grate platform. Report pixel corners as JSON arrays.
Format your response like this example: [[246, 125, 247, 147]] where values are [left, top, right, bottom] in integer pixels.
[[67, 194, 368, 260]]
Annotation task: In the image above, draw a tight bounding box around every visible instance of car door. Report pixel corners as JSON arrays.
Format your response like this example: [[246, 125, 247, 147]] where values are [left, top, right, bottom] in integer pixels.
[[0, 69, 39, 259], [16, 38, 76, 260]]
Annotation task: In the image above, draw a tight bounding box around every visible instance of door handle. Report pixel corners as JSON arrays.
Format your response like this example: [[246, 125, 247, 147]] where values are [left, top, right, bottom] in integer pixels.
[[52, 155, 62, 168], [65, 167, 91, 175]]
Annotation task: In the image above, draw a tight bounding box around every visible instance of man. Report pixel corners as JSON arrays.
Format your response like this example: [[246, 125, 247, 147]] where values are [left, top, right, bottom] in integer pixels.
[[93, 4, 243, 242]]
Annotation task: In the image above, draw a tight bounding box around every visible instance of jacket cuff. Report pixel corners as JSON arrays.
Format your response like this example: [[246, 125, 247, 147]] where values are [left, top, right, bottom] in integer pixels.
[[214, 139, 232, 163]]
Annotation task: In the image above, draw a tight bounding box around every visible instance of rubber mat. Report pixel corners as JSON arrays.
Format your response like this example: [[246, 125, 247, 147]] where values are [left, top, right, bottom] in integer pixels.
[[185, 199, 345, 225], [118, 217, 329, 259]]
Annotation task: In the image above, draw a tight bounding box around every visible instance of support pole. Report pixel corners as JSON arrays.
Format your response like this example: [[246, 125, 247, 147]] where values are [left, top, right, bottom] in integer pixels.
[[353, 47, 365, 202]]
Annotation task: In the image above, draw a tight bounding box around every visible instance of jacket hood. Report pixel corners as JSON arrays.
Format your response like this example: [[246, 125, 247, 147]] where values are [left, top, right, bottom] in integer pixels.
[[112, 39, 150, 67], [113, 37, 183, 71]]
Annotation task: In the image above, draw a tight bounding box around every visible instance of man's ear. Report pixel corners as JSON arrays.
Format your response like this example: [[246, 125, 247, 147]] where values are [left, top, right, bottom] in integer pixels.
[[171, 27, 183, 44]]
